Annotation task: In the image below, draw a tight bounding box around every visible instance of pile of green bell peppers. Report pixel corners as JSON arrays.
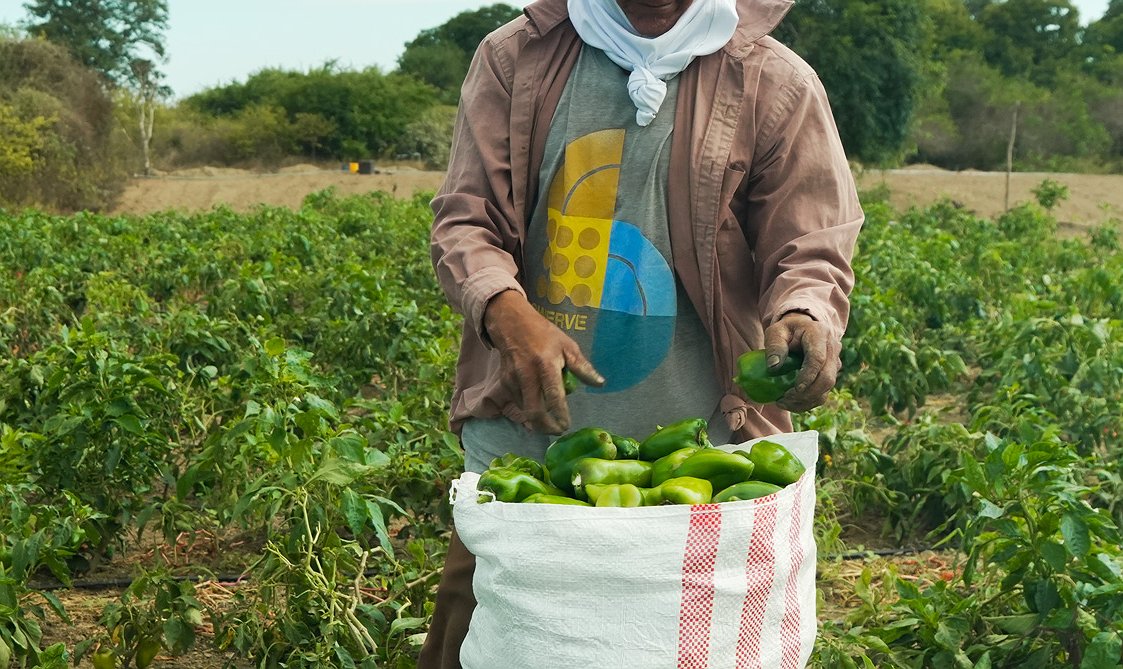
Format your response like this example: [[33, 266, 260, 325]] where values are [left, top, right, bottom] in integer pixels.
[[475, 418, 807, 508]]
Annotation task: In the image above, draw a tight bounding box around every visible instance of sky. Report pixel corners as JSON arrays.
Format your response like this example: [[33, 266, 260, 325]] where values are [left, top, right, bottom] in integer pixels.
[[0, 0, 1112, 99]]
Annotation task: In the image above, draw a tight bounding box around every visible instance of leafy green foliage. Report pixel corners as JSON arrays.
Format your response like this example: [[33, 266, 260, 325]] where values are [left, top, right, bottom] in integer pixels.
[[4, 178, 1123, 666], [0, 102, 50, 177], [813, 183, 1123, 667], [0, 483, 96, 667], [183, 65, 440, 160], [21, 0, 168, 86], [0, 37, 126, 210], [0, 191, 460, 664], [775, 0, 922, 164], [397, 3, 521, 102], [79, 568, 205, 667]]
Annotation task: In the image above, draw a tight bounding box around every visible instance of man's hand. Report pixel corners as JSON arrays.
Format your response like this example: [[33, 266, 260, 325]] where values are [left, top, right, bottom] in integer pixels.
[[763, 312, 840, 412], [483, 290, 604, 434]]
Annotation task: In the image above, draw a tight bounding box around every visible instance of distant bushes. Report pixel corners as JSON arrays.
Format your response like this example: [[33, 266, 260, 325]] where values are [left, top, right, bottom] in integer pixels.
[[178, 65, 441, 164], [911, 52, 1122, 172], [0, 36, 127, 211]]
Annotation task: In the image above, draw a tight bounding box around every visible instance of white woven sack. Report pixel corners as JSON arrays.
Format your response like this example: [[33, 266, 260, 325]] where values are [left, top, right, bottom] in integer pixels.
[[451, 430, 819, 669]]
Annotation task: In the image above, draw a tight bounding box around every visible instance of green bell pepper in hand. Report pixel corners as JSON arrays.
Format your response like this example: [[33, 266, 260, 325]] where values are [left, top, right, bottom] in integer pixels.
[[734, 350, 804, 404], [563, 368, 580, 395], [650, 446, 701, 486], [571, 458, 654, 499], [586, 483, 646, 507], [478, 467, 563, 503], [489, 453, 548, 482], [740, 440, 806, 486], [712, 480, 783, 503], [646, 476, 713, 506], [522, 493, 592, 506], [638, 417, 713, 461], [545, 427, 617, 495], [671, 449, 756, 492]]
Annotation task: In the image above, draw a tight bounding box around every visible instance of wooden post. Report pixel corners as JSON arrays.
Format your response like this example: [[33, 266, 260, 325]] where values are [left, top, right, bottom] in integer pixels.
[[1005, 102, 1021, 213]]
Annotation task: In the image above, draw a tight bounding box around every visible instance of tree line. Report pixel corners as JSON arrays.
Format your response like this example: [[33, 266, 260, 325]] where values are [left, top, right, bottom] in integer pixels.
[[1, 0, 1122, 211]]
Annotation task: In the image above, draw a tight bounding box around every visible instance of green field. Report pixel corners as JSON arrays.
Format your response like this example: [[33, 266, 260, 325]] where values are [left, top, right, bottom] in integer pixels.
[[1, 184, 1122, 668]]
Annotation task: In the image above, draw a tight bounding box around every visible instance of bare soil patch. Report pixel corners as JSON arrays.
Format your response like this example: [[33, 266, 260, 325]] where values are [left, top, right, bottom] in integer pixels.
[[857, 168, 1123, 233], [111, 165, 1123, 233], [111, 166, 446, 216]]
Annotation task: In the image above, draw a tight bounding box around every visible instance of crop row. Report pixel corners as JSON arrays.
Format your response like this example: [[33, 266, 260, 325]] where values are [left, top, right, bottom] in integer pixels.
[[0, 184, 1121, 667]]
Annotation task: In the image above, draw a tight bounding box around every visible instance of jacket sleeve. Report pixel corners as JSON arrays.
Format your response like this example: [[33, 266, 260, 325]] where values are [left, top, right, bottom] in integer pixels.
[[745, 73, 864, 342], [430, 31, 528, 346]]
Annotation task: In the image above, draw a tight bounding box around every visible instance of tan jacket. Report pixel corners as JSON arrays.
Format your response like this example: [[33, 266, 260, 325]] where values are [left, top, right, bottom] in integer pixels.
[[430, 0, 863, 439]]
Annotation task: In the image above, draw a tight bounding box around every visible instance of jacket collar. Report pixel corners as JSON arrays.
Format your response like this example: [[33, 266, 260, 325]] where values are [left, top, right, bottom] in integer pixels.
[[523, 0, 793, 56]]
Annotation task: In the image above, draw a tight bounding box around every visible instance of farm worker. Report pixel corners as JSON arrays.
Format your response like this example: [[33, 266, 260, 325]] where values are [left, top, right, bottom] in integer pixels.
[[421, 0, 863, 665]]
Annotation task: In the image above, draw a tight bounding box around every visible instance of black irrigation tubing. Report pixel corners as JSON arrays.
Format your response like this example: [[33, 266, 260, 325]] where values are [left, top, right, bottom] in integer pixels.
[[32, 566, 394, 592], [824, 545, 940, 561], [33, 546, 941, 592], [31, 572, 250, 592]]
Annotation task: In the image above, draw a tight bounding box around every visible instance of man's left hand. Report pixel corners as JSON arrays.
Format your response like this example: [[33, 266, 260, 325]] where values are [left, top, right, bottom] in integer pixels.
[[763, 312, 840, 412]]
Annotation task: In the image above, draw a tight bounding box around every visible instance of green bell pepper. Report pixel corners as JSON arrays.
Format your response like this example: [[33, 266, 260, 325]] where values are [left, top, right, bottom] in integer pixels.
[[712, 480, 783, 503], [741, 440, 806, 486], [733, 350, 804, 404], [563, 367, 580, 395], [571, 458, 654, 499], [610, 434, 642, 460], [586, 483, 646, 507], [522, 493, 593, 506], [478, 467, 563, 503], [489, 453, 547, 482], [671, 449, 756, 492], [650, 446, 701, 486], [638, 417, 713, 461], [646, 476, 713, 506], [545, 427, 618, 495]]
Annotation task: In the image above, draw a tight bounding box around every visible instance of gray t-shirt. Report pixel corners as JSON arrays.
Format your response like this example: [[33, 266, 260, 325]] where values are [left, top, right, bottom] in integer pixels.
[[462, 46, 730, 473]]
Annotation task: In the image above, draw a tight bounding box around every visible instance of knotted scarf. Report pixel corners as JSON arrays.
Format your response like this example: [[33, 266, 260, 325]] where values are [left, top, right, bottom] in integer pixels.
[[568, 0, 739, 126]]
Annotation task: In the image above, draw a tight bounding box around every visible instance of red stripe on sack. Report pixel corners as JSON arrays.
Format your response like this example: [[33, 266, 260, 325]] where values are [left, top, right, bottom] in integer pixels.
[[780, 477, 807, 669], [735, 501, 778, 669], [676, 504, 722, 669]]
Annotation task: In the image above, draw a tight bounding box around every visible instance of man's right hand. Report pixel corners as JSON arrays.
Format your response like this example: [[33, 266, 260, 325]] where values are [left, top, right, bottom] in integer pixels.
[[483, 290, 604, 435]]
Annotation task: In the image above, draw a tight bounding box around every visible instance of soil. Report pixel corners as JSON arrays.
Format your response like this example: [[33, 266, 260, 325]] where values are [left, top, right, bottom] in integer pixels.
[[856, 166, 1123, 235], [110, 164, 1123, 236]]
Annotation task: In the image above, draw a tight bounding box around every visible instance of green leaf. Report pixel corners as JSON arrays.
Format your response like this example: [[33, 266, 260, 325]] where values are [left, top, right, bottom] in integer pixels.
[[962, 456, 987, 493], [1089, 553, 1123, 581], [115, 414, 143, 434], [310, 458, 364, 486], [370, 494, 406, 516], [1081, 631, 1123, 669], [163, 617, 195, 653], [389, 616, 425, 636], [1033, 580, 1061, 616], [985, 614, 1038, 635], [978, 499, 1005, 519], [341, 488, 367, 538], [935, 620, 967, 650], [39, 590, 68, 621], [264, 337, 286, 356], [105, 398, 131, 417], [366, 499, 392, 551], [1061, 513, 1091, 558], [1040, 541, 1068, 571]]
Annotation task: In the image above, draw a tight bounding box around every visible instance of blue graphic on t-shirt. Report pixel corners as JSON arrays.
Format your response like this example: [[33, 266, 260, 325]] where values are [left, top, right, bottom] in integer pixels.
[[588, 220, 676, 392]]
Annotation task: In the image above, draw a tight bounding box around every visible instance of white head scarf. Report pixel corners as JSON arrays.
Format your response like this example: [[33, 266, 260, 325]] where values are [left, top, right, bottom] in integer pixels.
[[568, 0, 740, 126]]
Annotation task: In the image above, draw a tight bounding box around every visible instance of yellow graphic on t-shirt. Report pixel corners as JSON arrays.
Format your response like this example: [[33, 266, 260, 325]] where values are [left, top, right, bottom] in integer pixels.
[[535, 129, 623, 310]]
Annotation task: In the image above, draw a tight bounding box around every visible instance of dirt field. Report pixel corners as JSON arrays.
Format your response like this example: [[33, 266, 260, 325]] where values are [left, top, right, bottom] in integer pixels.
[[111, 163, 1123, 232]]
